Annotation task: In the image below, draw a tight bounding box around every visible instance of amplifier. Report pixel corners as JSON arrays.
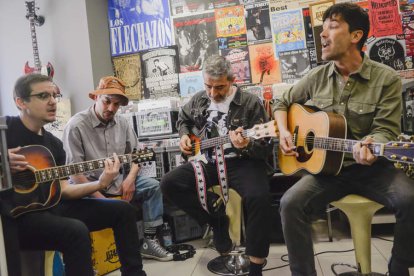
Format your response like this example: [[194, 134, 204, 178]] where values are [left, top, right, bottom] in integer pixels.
[[166, 208, 203, 243], [136, 109, 178, 137]]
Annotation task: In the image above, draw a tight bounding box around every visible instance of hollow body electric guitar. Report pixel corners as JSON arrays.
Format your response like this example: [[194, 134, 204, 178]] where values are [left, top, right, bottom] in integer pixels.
[[8, 145, 154, 218], [278, 104, 414, 175], [187, 120, 278, 163], [24, 1, 54, 77]]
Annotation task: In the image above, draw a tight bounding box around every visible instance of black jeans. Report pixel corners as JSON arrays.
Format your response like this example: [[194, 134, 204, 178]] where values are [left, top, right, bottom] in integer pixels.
[[2, 198, 143, 276], [161, 158, 272, 258]]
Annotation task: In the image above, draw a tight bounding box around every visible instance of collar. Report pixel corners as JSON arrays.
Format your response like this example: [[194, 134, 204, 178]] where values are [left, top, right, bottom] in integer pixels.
[[328, 53, 371, 81], [88, 105, 117, 128]]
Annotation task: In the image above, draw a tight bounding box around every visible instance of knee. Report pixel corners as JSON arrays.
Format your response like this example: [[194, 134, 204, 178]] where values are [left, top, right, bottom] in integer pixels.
[[160, 171, 174, 195], [280, 190, 303, 218], [65, 220, 91, 247]]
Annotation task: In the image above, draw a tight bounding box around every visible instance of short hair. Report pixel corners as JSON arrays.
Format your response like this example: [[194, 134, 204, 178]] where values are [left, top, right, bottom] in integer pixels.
[[322, 3, 370, 51], [14, 73, 52, 100], [203, 55, 234, 81]]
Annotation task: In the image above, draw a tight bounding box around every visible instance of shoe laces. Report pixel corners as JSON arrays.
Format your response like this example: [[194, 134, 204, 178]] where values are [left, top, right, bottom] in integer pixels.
[[146, 238, 171, 256]]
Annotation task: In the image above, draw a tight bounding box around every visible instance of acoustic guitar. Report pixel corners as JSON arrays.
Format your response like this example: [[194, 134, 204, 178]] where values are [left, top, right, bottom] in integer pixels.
[[24, 1, 54, 77], [8, 145, 154, 218], [278, 104, 414, 175], [187, 120, 278, 163]]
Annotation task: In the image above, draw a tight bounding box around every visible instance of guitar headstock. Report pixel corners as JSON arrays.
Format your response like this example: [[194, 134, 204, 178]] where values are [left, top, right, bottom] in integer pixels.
[[391, 135, 414, 178], [25, 1, 36, 19], [131, 148, 155, 163], [246, 120, 279, 140], [383, 140, 414, 165]]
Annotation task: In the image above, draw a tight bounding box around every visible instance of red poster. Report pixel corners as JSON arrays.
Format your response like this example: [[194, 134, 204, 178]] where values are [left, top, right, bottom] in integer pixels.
[[368, 0, 402, 37]]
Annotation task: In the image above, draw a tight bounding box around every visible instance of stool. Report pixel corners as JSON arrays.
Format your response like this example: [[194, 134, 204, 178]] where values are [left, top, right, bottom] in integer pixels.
[[207, 186, 257, 276], [330, 194, 386, 276]]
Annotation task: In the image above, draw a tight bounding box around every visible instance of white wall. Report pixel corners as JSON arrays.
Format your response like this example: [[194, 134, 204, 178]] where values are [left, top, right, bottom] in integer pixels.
[[0, 0, 113, 116]]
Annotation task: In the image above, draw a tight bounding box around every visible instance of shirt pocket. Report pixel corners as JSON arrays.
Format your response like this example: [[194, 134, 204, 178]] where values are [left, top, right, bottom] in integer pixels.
[[347, 101, 376, 135], [312, 98, 334, 112]]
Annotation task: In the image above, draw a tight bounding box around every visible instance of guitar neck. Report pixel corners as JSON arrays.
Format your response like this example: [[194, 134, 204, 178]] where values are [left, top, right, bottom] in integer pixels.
[[313, 136, 383, 156], [29, 16, 41, 70], [35, 154, 132, 184], [199, 129, 249, 150]]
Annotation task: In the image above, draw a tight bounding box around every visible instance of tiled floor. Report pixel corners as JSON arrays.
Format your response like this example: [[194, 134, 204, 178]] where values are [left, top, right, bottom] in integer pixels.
[[106, 218, 394, 276]]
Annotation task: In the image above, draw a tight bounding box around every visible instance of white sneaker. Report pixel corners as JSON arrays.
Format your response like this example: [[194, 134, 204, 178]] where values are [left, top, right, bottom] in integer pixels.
[[140, 238, 174, 262]]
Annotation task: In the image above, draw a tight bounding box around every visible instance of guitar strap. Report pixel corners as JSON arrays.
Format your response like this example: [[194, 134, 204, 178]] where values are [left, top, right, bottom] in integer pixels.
[[191, 145, 229, 214]]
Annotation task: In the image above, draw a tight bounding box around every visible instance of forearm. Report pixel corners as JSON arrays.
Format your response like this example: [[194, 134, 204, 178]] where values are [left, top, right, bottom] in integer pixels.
[[61, 179, 107, 200], [70, 174, 105, 198]]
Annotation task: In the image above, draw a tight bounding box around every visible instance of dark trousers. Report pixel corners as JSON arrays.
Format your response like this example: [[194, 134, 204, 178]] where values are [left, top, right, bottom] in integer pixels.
[[161, 158, 272, 258], [280, 159, 414, 276], [2, 198, 143, 276]]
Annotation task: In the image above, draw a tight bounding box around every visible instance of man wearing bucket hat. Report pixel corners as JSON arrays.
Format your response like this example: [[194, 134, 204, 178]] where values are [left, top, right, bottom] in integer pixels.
[[63, 76, 173, 262]]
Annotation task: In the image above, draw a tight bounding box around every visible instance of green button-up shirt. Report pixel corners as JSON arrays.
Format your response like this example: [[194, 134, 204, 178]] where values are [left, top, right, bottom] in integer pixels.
[[273, 54, 402, 165]]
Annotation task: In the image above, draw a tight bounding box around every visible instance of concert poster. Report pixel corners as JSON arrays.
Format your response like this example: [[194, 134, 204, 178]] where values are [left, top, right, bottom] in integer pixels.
[[107, 0, 173, 56], [367, 35, 406, 71], [239, 84, 263, 99], [400, 0, 414, 13], [268, 0, 320, 12], [221, 46, 251, 84], [270, 8, 306, 58], [169, 0, 241, 15], [368, 0, 402, 38], [309, 0, 334, 63], [215, 5, 246, 38], [169, 0, 214, 16], [173, 12, 219, 72], [402, 86, 414, 134], [179, 71, 204, 97], [112, 53, 143, 100], [402, 11, 414, 63], [248, 42, 281, 85], [140, 46, 180, 98], [245, 1, 272, 45], [279, 49, 311, 84]]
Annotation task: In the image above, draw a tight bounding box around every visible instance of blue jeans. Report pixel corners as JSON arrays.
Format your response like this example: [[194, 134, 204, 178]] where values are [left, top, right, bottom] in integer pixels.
[[134, 176, 164, 228], [280, 159, 414, 276]]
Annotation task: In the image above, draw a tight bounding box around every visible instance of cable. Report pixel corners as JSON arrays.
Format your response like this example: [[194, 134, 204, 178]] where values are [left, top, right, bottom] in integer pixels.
[[261, 248, 355, 272], [373, 235, 394, 242]]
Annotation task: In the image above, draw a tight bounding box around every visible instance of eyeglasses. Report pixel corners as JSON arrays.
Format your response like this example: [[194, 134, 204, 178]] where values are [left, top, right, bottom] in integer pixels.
[[26, 92, 63, 103]]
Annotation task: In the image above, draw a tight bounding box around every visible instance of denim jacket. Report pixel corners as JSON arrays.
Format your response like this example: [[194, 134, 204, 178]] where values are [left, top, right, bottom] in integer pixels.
[[177, 87, 273, 162]]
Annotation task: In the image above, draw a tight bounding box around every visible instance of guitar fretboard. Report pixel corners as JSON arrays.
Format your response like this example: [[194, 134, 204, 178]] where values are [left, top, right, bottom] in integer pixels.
[[28, 16, 41, 71], [34, 152, 153, 183], [198, 129, 249, 150], [313, 136, 383, 156]]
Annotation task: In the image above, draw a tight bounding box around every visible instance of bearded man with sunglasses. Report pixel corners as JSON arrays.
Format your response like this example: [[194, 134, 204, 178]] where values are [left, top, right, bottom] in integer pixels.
[[62, 76, 173, 262]]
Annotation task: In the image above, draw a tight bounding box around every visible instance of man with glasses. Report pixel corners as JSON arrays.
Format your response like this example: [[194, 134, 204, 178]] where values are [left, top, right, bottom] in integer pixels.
[[160, 55, 273, 276], [62, 76, 173, 261], [2, 73, 146, 276]]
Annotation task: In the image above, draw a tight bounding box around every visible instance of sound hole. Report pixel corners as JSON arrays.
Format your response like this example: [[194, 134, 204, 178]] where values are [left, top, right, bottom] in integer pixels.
[[305, 131, 315, 153], [11, 170, 37, 191]]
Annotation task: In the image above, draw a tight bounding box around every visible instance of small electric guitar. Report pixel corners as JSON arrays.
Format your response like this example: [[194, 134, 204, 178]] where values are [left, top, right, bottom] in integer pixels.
[[278, 104, 414, 176], [24, 1, 54, 77], [8, 145, 154, 218], [187, 120, 278, 163]]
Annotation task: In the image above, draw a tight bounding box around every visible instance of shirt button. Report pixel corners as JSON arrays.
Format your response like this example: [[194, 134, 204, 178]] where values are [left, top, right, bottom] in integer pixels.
[[347, 83, 350, 86], [321, 104, 324, 107], [359, 110, 363, 112], [340, 102, 344, 105]]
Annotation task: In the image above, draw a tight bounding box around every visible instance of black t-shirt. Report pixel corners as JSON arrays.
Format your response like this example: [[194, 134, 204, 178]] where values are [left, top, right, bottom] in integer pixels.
[[6, 116, 66, 166]]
